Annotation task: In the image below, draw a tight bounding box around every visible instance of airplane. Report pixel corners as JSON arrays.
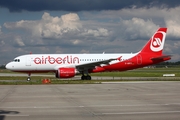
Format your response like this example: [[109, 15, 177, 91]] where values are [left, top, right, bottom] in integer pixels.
[[6, 28, 171, 81]]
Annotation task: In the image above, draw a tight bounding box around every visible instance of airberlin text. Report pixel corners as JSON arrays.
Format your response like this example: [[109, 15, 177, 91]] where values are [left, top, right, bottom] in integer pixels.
[[34, 56, 79, 64]]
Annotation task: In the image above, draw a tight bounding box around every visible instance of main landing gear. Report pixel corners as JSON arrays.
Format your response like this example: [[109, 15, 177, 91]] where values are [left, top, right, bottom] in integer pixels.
[[81, 75, 91, 80], [81, 72, 91, 80]]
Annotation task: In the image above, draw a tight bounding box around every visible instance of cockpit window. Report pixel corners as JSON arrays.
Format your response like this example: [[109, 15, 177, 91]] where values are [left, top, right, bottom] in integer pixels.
[[14, 59, 20, 62]]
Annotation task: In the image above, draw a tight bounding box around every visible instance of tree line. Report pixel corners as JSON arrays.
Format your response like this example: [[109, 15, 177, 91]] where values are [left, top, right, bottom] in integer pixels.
[[156, 61, 180, 68]]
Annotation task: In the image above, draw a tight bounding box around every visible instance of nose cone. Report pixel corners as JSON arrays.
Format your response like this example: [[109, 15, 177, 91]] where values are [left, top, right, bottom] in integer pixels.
[[5, 63, 10, 69], [5, 62, 13, 70]]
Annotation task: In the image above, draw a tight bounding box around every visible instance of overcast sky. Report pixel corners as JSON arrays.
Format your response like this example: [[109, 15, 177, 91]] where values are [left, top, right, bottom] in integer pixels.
[[1, 0, 180, 64]]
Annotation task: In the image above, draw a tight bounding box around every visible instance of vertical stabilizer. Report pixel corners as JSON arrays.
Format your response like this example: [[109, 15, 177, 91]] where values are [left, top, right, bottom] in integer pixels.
[[140, 28, 167, 55]]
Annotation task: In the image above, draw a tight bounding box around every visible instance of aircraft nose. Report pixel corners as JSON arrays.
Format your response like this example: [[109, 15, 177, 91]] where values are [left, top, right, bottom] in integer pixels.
[[5, 63, 13, 70], [5, 63, 10, 69]]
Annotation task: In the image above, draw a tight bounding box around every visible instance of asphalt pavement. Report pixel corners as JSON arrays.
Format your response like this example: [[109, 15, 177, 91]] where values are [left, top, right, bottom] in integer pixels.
[[0, 81, 180, 120]]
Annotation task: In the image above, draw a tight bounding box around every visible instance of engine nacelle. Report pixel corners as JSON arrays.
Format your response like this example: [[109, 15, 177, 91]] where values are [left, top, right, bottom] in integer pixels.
[[55, 68, 76, 78]]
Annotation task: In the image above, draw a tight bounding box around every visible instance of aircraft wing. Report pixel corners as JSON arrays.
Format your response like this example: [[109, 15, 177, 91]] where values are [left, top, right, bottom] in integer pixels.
[[76, 58, 117, 71], [151, 55, 172, 61]]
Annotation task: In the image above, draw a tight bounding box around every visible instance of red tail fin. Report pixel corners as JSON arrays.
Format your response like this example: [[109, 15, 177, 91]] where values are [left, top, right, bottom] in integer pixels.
[[140, 28, 167, 55]]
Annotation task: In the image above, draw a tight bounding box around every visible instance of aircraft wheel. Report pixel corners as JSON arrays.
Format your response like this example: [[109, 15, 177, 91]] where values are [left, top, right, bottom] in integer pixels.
[[27, 77, 31, 81], [81, 75, 86, 80], [86, 75, 91, 80]]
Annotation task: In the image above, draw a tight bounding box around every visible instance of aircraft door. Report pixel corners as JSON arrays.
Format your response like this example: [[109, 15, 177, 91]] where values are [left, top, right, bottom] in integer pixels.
[[26, 57, 31, 66], [136, 54, 142, 65]]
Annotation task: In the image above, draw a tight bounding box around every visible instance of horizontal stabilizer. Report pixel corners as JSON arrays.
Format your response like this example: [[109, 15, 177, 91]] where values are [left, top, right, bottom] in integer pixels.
[[151, 55, 171, 61]]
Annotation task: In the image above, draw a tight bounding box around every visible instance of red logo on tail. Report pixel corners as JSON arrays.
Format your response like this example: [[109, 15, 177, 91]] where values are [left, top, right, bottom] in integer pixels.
[[150, 31, 166, 52], [152, 38, 162, 47]]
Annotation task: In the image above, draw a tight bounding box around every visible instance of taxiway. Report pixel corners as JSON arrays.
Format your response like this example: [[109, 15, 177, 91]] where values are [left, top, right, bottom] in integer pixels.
[[0, 81, 180, 120]]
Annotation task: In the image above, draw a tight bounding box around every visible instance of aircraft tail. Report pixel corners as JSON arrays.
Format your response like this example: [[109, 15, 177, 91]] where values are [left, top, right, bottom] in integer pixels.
[[140, 28, 167, 55]]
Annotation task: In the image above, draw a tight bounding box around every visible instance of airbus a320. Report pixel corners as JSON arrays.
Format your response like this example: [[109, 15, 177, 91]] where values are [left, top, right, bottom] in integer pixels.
[[6, 28, 171, 81]]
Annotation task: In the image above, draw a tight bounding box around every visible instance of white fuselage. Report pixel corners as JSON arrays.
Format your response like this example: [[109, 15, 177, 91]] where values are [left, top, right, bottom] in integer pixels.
[[6, 53, 137, 72]]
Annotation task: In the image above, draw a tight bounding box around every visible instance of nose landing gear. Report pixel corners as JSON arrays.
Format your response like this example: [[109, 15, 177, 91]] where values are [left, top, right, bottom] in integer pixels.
[[27, 73, 31, 81]]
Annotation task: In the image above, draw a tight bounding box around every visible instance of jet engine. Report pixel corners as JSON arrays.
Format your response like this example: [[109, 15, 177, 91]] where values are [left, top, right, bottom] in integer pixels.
[[55, 68, 76, 78]]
